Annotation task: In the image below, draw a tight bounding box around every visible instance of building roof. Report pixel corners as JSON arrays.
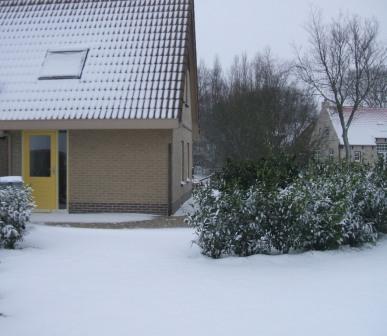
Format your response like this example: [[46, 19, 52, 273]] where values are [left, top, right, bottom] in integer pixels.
[[0, 0, 194, 122], [329, 107, 387, 145]]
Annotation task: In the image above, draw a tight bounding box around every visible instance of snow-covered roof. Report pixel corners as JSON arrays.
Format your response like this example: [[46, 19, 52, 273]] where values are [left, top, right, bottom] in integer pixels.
[[0, 0, 193, 122], [329, 107, 387, 145]]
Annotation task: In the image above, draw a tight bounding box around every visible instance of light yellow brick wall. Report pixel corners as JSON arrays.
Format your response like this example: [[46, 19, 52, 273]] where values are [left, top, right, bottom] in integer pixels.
[[69, 130, 171, 206]]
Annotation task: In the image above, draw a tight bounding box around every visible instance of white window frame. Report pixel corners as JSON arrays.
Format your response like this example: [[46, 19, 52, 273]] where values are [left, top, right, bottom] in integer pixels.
[[354, 151, 361, 163], [377, 143, 387, 162]]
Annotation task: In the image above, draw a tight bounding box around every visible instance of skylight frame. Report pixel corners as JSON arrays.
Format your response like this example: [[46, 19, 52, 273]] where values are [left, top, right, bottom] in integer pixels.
[[38, 49, 89, 80]]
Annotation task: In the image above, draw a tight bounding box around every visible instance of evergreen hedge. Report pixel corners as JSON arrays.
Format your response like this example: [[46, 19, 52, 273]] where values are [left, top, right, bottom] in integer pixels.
[[188, 159, 387, 258]]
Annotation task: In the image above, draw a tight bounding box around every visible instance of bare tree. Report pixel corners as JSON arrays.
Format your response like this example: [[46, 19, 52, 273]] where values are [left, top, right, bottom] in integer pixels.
[[196, 52, 317, 167], [366, 66, 387, 107], [296, 10, 387, 160]]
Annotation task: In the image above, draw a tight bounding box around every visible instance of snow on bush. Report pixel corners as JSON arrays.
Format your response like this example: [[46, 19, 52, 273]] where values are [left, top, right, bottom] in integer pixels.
[[0, 185, 35, 249], [188, 160, 387, 258]]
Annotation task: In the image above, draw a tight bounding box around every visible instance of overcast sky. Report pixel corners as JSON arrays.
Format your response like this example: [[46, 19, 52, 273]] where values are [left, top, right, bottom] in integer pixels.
[[195, 0, 387, 67]]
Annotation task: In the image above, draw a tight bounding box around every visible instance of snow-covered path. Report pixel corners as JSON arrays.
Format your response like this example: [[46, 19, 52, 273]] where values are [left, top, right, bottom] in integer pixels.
[[1, 225, 386, 336]]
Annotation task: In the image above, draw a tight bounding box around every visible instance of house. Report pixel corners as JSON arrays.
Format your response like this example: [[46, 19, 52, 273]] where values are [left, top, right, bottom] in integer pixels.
[[314, 103, 387, 163], [0, 0, 198, 215]]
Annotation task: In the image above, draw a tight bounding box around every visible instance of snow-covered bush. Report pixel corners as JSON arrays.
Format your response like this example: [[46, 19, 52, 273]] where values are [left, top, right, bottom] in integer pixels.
[[290, 163, 379, 250], [189, 182, 270, 258], [0, 185, 34, 249], [188, 160, 386, 258]]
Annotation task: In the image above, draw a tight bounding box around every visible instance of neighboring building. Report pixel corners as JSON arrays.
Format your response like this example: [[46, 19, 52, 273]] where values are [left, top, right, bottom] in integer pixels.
[[314, 103, 387, 163], [0, 0, 198, 215]]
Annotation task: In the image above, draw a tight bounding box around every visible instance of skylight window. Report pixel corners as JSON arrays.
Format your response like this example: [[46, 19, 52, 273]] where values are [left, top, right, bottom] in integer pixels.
[[39, 49, 89, 80]]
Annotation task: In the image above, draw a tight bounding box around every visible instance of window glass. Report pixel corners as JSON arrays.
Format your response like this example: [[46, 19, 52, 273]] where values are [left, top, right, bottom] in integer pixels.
[[329, 148, 334, 159], [181, 141, 185, 181], [187, 143, 190, 179], [39, 50, 88, 80], [30, 135, 51, 177], [377, 143, 387, 162], [59, 131, 67, 209]]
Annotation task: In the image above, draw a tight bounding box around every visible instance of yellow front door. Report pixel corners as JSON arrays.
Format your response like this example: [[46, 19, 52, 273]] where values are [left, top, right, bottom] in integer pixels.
[[23, 131, 57, 211]]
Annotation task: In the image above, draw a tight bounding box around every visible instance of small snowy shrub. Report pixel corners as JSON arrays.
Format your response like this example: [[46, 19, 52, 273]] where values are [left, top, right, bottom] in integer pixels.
[[0, 185, 34, 249]]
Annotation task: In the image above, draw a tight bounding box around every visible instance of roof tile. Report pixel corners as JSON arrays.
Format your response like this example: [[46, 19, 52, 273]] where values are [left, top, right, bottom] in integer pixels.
[[0, 0, 191, 121]]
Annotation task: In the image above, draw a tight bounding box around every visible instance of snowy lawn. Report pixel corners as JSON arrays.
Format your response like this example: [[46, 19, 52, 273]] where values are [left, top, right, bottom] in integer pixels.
[[1, 225, 386, 336]]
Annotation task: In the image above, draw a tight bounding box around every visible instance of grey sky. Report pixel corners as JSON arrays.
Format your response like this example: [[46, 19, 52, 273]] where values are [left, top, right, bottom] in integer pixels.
[[195, 0, 387, 67]]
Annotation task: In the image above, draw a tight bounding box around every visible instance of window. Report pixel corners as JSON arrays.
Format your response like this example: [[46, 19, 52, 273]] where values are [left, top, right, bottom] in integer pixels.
[[39, 49, 89, 80], [187, 143, 190, 181], [314, 150, 321, 161], [58, 131, 67, 210], [329, 148, 335, 159], [181, 141, 185, 182], [324, 127, 330, 137], [377, 143, 387, 162], [30, 135, 51, 177], [354, 151, 361, 163]]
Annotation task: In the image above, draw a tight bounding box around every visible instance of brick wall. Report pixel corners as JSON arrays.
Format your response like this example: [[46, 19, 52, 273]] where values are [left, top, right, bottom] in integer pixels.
[[68, 130, 172, 215]]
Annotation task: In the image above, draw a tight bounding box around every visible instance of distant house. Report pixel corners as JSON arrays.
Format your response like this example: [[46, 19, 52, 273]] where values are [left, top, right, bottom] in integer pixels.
[[0, 0, 198, 215], [314, 103, 387, 163]]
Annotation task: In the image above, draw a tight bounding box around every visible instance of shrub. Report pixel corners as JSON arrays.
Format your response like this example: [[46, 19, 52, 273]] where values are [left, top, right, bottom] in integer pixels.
[[0, 185, 35, 249], [188, 181, 270, 258], [291, 162, 379, 250], [188, 160, 385, 258]]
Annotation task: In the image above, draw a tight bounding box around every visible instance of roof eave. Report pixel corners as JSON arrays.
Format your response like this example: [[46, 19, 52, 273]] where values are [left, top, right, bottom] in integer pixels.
[[0, 119, 179, 131]]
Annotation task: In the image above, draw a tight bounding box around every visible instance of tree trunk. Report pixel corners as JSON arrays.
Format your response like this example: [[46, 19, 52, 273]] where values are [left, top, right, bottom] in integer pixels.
[[342, 128, 351, 161]]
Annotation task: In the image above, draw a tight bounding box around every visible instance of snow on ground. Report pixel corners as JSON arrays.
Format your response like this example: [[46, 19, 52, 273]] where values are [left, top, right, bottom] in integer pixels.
[[173, 197, 196, 216], [30, 212, 156, 224], [1, 225, 387, 336]]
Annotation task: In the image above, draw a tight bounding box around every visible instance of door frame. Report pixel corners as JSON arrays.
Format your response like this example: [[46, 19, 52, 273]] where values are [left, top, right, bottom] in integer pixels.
[[22, 130, 59, 212]]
